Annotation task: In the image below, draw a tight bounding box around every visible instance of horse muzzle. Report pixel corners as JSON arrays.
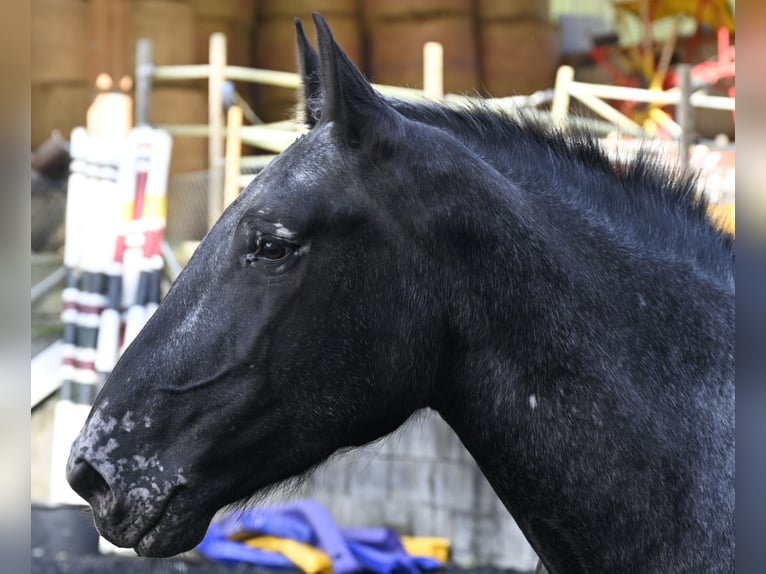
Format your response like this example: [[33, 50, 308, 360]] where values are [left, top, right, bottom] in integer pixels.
[[65, 404, 198, 556], [66, 450, 205, 556]]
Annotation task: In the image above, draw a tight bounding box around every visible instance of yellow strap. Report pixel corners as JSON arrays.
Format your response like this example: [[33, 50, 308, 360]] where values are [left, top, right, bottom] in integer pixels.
[[243, 535, 333, 574], [400, 536, 450, 563]]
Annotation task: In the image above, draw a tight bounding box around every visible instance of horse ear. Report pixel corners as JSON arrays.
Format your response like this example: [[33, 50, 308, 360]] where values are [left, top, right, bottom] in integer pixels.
[[294, 18, 322, 127], [312, 12, 403, 153]]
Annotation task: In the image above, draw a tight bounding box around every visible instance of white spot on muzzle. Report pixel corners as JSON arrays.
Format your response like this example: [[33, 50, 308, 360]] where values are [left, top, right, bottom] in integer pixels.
[[121, 411, 135, 433], [69, 402, 187, 527], [529, 394, 538, 410], [133, 454, 163, 472]]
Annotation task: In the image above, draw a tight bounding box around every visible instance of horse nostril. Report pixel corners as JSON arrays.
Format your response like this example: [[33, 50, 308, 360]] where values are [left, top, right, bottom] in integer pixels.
[[67, 458, 110, 503]]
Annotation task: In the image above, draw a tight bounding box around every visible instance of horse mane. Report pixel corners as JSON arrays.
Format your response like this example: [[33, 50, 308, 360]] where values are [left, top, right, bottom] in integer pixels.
[[385, 98, 735, 281]]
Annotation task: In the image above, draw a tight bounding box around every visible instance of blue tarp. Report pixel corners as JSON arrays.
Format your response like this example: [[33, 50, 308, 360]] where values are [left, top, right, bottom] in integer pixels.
[[196, 499, 443, 574]]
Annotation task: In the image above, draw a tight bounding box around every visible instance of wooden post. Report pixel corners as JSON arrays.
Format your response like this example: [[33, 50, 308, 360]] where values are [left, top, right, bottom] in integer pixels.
[[224, 105, 243, 209], [134, 39, 153, 126], [677, 64, 694, 171], [551, 65, 575, 124], [208, 33, 227, 229], [423, 42, 443, 100]]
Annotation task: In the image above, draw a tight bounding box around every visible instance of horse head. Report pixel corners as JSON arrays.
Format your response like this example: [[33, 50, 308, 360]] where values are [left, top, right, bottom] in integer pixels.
[[66, 14, 459, 557]]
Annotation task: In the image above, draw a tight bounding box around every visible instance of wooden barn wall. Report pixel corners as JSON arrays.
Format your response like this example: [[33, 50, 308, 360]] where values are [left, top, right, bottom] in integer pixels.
[[32, 0, 559, 153]]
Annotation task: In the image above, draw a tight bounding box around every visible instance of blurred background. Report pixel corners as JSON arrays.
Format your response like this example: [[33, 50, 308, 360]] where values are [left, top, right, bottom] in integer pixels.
[[30, 1, 736, 573], [30, 0, 736, 255]]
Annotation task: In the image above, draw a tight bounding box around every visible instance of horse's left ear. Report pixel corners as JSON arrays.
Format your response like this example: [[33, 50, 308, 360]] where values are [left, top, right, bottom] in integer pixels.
[[312, 12, 404, 154], [294, 18, 322, 127]]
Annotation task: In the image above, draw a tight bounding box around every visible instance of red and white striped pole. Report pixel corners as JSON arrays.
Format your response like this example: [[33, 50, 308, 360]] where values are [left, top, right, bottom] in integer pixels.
[[49, 78, 132, 503], [121, 127, 172, 351]]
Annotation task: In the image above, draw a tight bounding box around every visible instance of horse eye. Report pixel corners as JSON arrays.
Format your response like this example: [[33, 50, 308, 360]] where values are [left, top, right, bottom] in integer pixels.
[[259, 239, 289, 260], [242, 233, 296, 266]]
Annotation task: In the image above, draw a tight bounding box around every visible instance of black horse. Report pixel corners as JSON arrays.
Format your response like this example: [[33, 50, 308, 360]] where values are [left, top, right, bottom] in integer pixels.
[[67, 14, 735, 573]]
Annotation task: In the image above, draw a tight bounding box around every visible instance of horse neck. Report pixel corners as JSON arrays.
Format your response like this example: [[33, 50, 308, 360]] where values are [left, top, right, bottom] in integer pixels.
[[426, 175, 734, 571]]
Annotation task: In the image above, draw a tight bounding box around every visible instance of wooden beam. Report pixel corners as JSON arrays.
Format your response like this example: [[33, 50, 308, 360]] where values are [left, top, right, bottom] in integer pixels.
[[423, 42, 443, 100], [224, 105, 243, 208], [208, 33, 227, 229]]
